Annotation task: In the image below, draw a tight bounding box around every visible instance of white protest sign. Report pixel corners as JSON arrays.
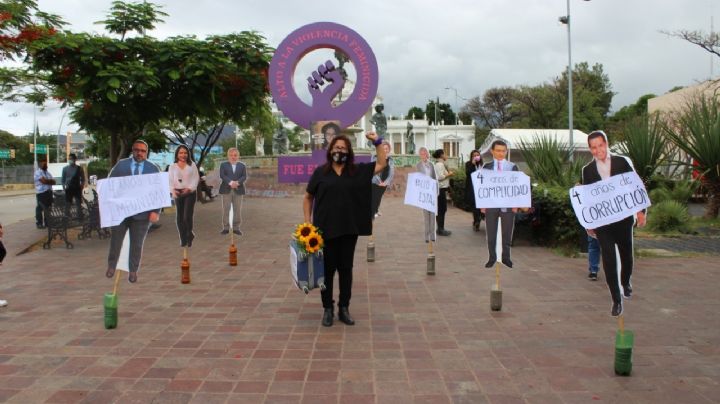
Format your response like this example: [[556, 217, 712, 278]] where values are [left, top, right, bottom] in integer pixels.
[[97, 172, 172, 228], [116, 230, 130, 273], [404, 172, 438, 214], [570, 171, 651, 229], [472, 170, 532, 209]]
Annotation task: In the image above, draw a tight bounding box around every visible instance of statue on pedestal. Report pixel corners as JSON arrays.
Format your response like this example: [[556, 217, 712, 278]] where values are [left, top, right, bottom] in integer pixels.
[[369, 103, 387, 148], [406, 121, 415, 155], [273, 125, 289, 155]]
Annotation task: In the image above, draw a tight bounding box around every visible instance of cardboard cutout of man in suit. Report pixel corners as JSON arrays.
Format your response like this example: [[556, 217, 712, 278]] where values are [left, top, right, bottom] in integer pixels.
[[219, 147, 247, 235]]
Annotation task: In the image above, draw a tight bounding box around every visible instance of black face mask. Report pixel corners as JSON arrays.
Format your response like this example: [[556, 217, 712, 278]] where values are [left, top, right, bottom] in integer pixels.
[[331, 151, 348, 163]]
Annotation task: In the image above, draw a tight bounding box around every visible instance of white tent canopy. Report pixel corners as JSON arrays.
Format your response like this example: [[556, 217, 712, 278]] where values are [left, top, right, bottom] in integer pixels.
[[480, 129, 590, 155]]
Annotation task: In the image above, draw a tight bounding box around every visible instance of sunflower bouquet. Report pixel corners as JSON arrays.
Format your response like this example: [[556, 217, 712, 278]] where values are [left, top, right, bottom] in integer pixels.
[[292, 222, 324, 258]]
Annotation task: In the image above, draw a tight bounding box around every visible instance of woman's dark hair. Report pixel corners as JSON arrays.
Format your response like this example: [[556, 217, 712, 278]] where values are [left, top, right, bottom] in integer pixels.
[[466, 149, 482, 169], [321, 122, 342, 148], [323, 135, 356, 175], [174, 145, 194, 165], [432, 149, 444, 159]]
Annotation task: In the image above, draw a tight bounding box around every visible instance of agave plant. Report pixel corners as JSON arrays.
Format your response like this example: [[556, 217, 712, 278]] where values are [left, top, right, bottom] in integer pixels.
[[663, 95, 720, 218], [615, 113, 673, 184], [519, 135, 582, 188]]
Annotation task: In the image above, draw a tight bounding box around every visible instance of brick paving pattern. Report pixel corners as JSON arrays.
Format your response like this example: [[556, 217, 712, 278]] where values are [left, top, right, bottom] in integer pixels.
[[0, 196, 718, 403]]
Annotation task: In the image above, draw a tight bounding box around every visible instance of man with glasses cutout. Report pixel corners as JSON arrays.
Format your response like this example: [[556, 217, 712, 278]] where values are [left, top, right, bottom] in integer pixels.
[[105, 140, 160, 283]]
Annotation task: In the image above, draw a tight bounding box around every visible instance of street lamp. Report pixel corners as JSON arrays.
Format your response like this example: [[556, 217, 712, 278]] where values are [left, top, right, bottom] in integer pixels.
[[559, 0, 590, 161], [445, 86, 460, 138]]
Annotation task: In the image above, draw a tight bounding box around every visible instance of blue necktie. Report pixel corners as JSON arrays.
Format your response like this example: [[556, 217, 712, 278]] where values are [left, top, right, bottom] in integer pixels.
[[133, 163, 140, 176]]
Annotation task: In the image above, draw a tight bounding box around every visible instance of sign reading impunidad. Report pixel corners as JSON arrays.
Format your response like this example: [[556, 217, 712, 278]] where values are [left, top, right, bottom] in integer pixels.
[[97, 172, 172, 228], [471, 170, 532, 209], [569, 171, 651, 229], [404, 172, 438, 214]]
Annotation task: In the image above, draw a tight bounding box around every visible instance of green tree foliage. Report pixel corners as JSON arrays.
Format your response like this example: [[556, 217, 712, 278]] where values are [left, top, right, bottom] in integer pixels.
[[606, 93, 656, 141], [425, 99, 455, 126], [519, 135, 584, 188], [662, 95, 720, 218], [2, 1, 272, 166], [461, 87, 518, 129], [614, 113, 672, 184], [406, 106, 424, 120], [287, 126, 305, 152]]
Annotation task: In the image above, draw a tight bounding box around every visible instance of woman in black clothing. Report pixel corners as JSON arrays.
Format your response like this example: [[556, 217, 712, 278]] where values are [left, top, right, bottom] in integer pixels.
[[303, 132, 387, 327], [464, 150, 484, 231]]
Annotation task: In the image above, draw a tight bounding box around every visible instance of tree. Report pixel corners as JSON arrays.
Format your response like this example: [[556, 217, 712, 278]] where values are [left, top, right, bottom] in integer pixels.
[[512, 83, 566, 129], [664, 30, 720, 59], [606, 93, 656, 141], [425, 99, 455, 125], [406, 106, 424, 120], [615, 113, 672, 184], [461, 87, 517, 128], [4, 1, 272, 166], [287, 125, 305, 152], [663, 95, 720, 218]]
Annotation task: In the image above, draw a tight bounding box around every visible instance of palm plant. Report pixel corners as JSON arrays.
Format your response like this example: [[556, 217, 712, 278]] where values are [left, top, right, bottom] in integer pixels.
[[519, 135, 583, 188], [615, 113, 673, 184], [663, 95, 720, 218]]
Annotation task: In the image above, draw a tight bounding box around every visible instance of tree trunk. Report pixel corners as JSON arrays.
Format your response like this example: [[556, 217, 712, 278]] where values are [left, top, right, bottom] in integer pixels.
[[110, 133, 119, 166], [704, 180, 720, 219]]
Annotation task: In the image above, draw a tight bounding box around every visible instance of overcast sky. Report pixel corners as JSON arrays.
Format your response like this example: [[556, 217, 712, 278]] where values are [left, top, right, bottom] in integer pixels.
[[1, 0, 718, 136]]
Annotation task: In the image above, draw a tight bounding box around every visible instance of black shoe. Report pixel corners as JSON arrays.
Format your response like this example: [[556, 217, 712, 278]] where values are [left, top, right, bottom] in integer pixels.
[[437, 229, 452, 236], [611, 302, 623, 317], [485, 260, 496, 268], [338, 307, 355, 325], [220, 229, 229, 235], [322, 308, 333, 327], [106, 267, 116, 278], [233, 229, 242, 236], [473, 223, 480, 232], [128, 272, 138, 284], [623, 285, 632, 299], [501, 259, 513, 269], [36, 224, 45, 229], [589, 272, 598, 281]]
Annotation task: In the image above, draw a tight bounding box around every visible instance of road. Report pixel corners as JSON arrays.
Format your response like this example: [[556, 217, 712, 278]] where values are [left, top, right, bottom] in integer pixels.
[[0, 194, 35, 226]]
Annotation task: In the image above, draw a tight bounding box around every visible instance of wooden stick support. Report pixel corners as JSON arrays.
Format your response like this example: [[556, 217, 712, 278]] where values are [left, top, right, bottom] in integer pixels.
[[112, 270, 121, 296], [618, 315, 625, 335], [495, 262, 501, 290], [428, 240, 433, 255], [183, 247, 187, 260]]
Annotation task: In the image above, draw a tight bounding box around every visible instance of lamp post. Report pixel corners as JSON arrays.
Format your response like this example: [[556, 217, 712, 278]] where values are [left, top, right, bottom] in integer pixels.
[[57, 108, 68, 163], [559, 0, 589, 162], [445, 86, 460, 138]]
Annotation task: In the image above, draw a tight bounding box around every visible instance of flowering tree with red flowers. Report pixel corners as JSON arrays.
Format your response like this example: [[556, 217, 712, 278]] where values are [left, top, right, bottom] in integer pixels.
[[2, 1, 272, 165]]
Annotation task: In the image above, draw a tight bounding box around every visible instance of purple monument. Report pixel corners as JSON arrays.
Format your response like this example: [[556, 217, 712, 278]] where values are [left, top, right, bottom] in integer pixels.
[[269, 22, 379, 183]]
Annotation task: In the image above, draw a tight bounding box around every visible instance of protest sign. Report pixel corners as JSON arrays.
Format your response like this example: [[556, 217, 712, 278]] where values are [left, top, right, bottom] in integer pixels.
[[97, 172, 172, 228], [569, 171, 651, 229], [404, 172, 438, 214], [472, 170, 532, 209]]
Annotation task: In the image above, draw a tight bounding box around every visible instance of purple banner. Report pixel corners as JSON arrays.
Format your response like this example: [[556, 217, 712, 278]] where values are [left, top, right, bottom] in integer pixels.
[[278, 150, 372, 183]]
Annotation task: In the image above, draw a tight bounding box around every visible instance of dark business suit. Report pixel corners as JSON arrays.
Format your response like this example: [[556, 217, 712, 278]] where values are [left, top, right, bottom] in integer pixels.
[[219, 161, 247, 231], [581, 155, 639, 305], [483, 160, 519, 265], [106, 157, 160, 274]]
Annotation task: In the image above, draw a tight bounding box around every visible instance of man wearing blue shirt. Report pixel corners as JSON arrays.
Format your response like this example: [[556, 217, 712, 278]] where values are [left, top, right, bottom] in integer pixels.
[[105, 140, 160, 283]]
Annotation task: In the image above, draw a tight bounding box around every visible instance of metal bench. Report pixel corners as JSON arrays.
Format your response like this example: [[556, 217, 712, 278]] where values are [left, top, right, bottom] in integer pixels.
[[42, 199, 85, 249]]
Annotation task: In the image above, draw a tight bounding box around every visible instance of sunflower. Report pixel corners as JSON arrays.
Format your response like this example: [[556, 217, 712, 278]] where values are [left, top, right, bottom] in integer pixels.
[[294, 222, 316, 243], [304, 232, 324, 254]]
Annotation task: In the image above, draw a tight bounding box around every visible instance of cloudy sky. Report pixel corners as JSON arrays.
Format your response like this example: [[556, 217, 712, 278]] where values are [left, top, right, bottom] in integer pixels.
[[1, 0, 718, 136]]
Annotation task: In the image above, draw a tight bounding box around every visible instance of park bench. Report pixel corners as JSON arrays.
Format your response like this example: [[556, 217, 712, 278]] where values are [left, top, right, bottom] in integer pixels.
[[42, 199, 84, 249]]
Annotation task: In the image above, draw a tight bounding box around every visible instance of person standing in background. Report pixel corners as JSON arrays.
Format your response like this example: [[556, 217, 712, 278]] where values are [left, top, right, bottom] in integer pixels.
[[464, 150, 484, 231], [168, 145, 199, 247], [371, 140, 394, 218], [219, 148, 247, 235], [61, 153, 85, 216], [432, 149, 454, 236], [415, 147, 437, 243], [34, 157, 55, 229]]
